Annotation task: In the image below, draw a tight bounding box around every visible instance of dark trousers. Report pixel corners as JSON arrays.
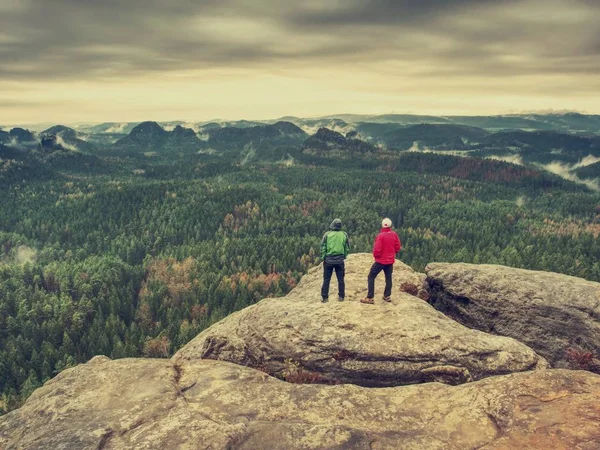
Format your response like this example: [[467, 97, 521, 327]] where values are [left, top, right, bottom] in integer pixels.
[[367, 262, 393, 298], [321, 261, 345, 299]]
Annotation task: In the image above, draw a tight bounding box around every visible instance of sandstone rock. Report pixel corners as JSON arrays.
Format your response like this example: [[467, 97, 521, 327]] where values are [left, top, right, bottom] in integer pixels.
[[1, 357, 599, 450], [426, 262, 600, 368], [175, 254, 547, 386]]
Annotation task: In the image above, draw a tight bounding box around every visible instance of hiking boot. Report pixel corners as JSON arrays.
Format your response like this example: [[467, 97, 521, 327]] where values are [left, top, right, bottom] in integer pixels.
[[360, 297, 374, 305], [383, 296, 391, 303], [338, 296, 344, 302], [321, 297, 329, 303]]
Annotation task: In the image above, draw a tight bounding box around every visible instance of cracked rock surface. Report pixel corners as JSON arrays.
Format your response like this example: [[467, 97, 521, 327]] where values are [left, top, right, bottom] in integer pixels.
[[1, 356, 599, 450], [426, 262, 600, 368], [175, 254, 548, 386]]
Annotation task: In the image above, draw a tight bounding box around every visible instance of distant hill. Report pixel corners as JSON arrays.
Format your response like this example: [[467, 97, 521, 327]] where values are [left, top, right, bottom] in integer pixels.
[[299, 118, 353, 135], [197, 122, 222, 132], [0, 130, 108, 185], [113, 121, 169, 152], [7, 115, 599, 182], [481, 130, 599, 151], [218, 120, 266, 129], [523, 113, 600, 133], [169, 125, 201, 147], [377, 124, 489, 150], [15, 113, 600, 140], [41, 125, 96, 152], [9, 128, 37, 144], [393, 152, 571, 189], [292, 113, 600, 134], [303, 127, 377, 154], [575, 161, 600, 180], [110, 121, 307, 159], [478, 130, 600, 165], [448, 116, 554, 131], [353, 122, 405, 143], [207, 121, 307, 151], [367, 114, 452, 124], [78, 122, 139, 134], [113, 121, 205, 153], [0, 128, 38, 150]]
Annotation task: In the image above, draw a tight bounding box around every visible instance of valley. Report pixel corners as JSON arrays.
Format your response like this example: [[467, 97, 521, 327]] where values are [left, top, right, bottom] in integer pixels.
[[1, 113, 600, 414]]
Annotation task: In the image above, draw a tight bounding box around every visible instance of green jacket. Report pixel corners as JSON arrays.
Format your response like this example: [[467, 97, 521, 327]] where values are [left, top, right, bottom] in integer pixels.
[[320, 230, 350, 261]]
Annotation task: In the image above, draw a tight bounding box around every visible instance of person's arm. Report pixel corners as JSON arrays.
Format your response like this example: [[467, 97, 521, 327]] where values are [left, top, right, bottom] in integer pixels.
[[373, 234, 382, 258], [395, 233, 401, 253], [320, 232, 328, 259], [344, 232, 350, 258]]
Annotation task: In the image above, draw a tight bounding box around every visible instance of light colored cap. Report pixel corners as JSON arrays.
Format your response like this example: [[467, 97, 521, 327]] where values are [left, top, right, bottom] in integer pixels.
[[382, 218, 392, 228]]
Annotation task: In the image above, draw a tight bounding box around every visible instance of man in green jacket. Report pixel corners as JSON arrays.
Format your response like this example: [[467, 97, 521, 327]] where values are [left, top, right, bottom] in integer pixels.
[[320, 218, 350, 303]]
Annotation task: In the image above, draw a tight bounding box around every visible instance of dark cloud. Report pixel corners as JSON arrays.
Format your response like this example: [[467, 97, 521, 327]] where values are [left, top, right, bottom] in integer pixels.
[[286, 0, 520, 27], [0, 0, 598, 83]]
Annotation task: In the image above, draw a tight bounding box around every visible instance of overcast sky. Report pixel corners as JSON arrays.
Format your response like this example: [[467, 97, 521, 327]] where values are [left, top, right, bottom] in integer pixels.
[[1, 0, 599, 124]]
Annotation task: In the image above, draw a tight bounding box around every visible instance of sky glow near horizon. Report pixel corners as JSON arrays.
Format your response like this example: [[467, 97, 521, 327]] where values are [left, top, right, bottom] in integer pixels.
[[1, 0, 599, 124]]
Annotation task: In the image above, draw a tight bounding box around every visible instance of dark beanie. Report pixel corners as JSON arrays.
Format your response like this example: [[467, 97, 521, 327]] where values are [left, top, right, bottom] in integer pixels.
[[330, 218, 342, 230]]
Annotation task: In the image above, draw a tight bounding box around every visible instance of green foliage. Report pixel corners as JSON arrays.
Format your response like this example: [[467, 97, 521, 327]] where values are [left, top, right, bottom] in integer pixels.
[[1, 143, 600, 414]]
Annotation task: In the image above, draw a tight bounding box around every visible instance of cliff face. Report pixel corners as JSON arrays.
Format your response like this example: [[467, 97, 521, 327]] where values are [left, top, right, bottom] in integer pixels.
[[175, 254, 548, 386], [1, 357, 599, 450], [426, 262, 600, 369], [1, 253, 600, 449]]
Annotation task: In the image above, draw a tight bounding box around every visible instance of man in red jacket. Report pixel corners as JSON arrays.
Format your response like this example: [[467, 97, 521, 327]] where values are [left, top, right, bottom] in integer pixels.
[[361, 218, 402, 304]]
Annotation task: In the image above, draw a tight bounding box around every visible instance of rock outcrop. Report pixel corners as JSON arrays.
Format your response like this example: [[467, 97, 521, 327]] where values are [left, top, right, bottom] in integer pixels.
[[113, 121, 170, 151], [175, 254, 548, 386], [4, 255, 600, 449], [1, 356, 599, 450], [426, 262, 600, 368], [303, 127, 377, 154]]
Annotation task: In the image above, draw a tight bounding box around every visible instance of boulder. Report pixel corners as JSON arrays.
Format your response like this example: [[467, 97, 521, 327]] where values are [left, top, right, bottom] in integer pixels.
[[426, 263, 600, 369], [175, 254, 548, 386], [1, 357, 599, 450]]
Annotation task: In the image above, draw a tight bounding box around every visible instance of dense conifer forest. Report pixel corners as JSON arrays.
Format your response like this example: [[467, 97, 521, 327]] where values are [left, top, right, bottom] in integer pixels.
[[1, 124, 600, 414]]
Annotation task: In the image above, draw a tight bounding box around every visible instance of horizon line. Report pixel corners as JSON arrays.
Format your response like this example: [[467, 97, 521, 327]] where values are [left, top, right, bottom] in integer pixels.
[[3, 110, 600, 128]]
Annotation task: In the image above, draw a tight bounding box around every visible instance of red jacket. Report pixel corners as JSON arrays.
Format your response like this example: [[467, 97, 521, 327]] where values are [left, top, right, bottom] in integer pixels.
[[373, 228, 401, 264]]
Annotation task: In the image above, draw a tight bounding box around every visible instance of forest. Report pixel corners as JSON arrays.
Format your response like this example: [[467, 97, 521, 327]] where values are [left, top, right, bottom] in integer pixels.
[[1, 134, 600, 414]]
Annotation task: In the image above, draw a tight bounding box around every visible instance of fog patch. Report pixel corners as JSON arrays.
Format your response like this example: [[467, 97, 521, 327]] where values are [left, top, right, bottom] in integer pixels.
[[106, 123, 128, 133], [301, 121, 356, 136], [163, 122, 201, 132], [407, 143, 472, 157], [8, 136, 39, 150], [538, 161, 600, 191], [76, 132, 89, 142], [573, 155, 600, 169], [9, 137, 21, 148], [408, 141, 427, 152], [278, 155, 295, 166], [55, 133, 79, 151], [240, 144, 256, 165], [197, 131, 210, 141], [15, 245, 37, 265], [485, 154, 524, 165]]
